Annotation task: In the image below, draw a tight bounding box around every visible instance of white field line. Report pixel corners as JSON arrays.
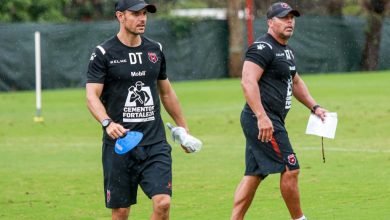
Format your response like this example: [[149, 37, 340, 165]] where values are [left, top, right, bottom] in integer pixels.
[[299, 146, 390, 153]]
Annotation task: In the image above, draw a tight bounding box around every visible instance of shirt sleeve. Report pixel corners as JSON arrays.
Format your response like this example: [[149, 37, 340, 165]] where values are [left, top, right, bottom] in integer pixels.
[[86, 46, 107, 84], [245, 42, 274, 69], [157, 51, 167, 80]]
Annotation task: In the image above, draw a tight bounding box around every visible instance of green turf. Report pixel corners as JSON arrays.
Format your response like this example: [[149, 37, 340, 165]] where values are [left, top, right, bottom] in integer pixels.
[[1, 71, 389, 219]]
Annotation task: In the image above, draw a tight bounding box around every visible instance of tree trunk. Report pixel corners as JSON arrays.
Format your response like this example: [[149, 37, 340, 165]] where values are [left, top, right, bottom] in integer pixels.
[[361, 0, 387, 71], [327, 0, 344, 16], [227, 0, 244, 77]]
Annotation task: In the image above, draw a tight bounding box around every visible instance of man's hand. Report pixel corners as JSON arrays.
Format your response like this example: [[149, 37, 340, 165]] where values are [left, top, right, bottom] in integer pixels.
[[181, 145, 191, 153], [166, 123, 202, 153], [180, 134, 203, 153], [257, 114, 274, 142], [106, 122, 129, 139], [313, 106, 328, 121]]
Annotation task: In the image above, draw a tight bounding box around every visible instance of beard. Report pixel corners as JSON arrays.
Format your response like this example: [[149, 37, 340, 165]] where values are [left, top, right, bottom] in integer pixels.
[[279, 29, 293, 40], [125, 26, 145, 35]]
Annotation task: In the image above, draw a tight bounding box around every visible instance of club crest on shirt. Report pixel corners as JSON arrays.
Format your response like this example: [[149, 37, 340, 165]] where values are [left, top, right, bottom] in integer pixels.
[[287, 154, 297, 165], [148, 52, 158, 63]]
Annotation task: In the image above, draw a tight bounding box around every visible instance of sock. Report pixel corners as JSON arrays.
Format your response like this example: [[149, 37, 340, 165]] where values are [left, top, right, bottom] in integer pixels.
[[293, 215, 306, 220]]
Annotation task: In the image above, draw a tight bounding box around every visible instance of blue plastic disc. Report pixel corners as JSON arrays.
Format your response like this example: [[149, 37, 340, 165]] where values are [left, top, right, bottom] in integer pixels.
[[115, 131, 143, 155]]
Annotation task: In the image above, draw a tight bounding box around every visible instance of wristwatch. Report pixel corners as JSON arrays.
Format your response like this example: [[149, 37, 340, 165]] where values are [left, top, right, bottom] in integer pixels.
[[311, 104, 321, 114], [101, 118, 112, 129]]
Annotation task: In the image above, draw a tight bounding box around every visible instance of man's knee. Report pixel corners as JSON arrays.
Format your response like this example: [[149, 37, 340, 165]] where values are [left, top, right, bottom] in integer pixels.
[[153, 195, 171, 212], [112, 207, 130, 219], [284, 168, 300, 177], [281, 169, 300, 186]]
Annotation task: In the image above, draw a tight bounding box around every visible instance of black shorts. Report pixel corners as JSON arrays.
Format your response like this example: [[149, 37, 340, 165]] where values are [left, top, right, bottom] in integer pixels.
[[102, 140, 172, 208], [241, 111, 300, 179]]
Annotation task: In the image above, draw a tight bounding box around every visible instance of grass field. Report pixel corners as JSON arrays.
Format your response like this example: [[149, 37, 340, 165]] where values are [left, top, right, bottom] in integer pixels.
[[1, 71, 389, 219]]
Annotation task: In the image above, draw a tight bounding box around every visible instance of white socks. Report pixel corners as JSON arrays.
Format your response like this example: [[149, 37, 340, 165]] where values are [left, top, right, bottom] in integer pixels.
[[293, 215, 306, 220]]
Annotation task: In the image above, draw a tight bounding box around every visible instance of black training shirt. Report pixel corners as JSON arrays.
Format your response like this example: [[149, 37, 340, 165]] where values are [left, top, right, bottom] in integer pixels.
[[243, 33, 297, 123], [87, 35, 167, 146]]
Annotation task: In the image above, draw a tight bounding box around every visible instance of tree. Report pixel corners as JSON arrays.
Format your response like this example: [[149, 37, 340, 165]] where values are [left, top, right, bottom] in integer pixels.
[[0, 0, 69, 22], [253, 0, 351, 17], [327, 0, 344, 16], [361, 0, 389, 71], [227, 0, 244, 77]]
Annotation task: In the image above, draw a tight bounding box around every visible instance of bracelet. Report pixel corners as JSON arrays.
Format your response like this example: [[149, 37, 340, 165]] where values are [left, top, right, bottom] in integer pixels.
[[311, 104, 320, 114]]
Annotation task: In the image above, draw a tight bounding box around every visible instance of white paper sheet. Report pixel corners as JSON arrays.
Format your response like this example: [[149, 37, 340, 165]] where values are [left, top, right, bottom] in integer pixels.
[[305, 112, 338, 139]]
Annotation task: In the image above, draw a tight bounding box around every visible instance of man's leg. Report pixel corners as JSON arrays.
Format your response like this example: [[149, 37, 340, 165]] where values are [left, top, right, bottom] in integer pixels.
[[231, 176, 261, 220], [112, 207, 130, 220], [280, 168, 304, 219], [151, 194, 171, 220]]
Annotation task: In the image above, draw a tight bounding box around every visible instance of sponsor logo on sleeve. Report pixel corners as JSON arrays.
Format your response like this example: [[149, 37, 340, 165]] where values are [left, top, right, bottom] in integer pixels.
[[257, 44, 266, 50], [90, 53, 96, 61]]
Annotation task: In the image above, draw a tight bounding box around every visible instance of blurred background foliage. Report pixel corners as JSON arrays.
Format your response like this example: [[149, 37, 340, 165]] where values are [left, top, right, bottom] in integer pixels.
[[0, 0, 388, 72], [0, 0, 388, 23]]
